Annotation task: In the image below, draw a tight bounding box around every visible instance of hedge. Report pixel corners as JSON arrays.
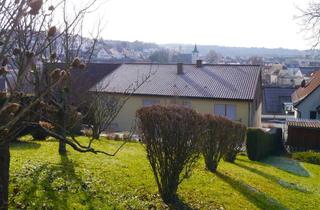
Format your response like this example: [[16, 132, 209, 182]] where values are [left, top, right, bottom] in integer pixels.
[[246, 128, 283, 161], [292, 152, 320, 165]]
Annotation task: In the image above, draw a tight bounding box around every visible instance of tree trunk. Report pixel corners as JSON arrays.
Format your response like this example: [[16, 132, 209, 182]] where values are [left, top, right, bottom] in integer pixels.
[[59, 140, 67, 155], [0, 139, 10, 210], [92, 126, 100, 140], [205, 157, 218, 172]]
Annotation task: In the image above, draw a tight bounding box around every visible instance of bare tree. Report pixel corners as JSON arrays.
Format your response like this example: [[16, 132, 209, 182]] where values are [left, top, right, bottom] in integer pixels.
[[205, 50, 222, 64], [247, 56, 264, 65], [86, 67, 154, 139], [0, 0, 107, 208], [297, 1, 320, 48]]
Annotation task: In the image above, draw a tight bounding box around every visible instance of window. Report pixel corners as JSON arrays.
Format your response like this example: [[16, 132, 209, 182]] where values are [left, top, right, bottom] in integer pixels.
[[214, 104, 236, 120], [169, 99, 192, 108], [310, 111, 317, 119], [143, 99, 160, 107], [181, 100, 192, 108]]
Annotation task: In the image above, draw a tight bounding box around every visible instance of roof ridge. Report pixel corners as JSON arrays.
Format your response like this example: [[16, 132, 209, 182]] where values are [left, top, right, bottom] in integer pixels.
[[121, 63, 261, 67]]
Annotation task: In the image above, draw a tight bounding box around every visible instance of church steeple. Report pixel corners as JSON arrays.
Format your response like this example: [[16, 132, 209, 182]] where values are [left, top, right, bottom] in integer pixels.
[[192, 44, 199, 64], [192, 44, 199, 53]]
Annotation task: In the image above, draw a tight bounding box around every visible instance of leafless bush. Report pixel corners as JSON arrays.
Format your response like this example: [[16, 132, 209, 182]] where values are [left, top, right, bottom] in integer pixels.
[[202, 114, 233, 172], [224, 123, 247, 163], [137, 105, 204, 204]]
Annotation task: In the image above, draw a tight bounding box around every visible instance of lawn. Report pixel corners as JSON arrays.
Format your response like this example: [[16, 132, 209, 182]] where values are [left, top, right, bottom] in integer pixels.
[[8, 136, 320, 210]]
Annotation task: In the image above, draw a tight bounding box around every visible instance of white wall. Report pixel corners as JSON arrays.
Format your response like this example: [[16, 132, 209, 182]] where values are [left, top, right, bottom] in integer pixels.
[[296, 86, 320, 119]]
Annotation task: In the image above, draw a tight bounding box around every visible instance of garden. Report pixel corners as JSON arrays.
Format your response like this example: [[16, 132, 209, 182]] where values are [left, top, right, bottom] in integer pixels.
[[9, 136, 320, 209], [7, 105, 320, 209]]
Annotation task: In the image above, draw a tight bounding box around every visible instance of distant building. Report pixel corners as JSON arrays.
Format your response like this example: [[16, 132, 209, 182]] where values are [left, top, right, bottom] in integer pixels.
[[277, 68, 303, 87], [300, 66, 320, 76], [97, 49, 112, 60], [191, 44, 199, 64]]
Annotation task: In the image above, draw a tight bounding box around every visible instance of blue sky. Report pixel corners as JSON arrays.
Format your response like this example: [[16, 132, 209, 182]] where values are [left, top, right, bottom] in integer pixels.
[[83, 0, 311, 50]]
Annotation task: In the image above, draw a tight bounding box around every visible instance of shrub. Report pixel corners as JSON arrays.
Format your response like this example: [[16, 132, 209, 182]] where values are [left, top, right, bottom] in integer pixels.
[[83, 128, 93, 137], [224, 123, 247, 163], [292, 151, 320, 165], [136, 105, 204, 204], [202, 114, 233, 172], [246, 128, 283, 161]]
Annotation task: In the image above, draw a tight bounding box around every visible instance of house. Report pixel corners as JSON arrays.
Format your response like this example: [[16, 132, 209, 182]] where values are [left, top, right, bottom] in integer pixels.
[[292, 71, 320, 119], [92, 61, 262, 131]]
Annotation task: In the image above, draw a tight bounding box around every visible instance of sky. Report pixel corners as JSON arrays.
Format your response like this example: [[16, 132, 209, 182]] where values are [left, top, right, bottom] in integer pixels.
[[85, 0, 312, 50]]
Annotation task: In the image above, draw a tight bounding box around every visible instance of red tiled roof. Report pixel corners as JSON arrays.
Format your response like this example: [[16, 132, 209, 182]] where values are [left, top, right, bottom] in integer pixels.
[[287, 119, 320, 129], [292, 70, 320, 104]]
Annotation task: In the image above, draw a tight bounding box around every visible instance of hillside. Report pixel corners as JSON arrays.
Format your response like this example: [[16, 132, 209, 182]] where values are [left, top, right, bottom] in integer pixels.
[[161, 43, 314, 58]]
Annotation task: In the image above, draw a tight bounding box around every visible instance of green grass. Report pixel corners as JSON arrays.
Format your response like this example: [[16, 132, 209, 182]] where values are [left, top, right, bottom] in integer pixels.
[[292, 151, 320, 166], [8, 136, 320, 209]]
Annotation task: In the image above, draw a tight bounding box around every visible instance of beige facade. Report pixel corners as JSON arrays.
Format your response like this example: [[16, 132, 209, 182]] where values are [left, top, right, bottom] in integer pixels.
[[110, 95, 261, 131]]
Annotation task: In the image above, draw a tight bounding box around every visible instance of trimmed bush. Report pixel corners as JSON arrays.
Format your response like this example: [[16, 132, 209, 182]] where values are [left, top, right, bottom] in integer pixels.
[[137, 105, 203, 204], [292, 152, 320, 165], [202, 114, 233, 172], [246, 128, 283, 161], [224, 123, 247, 163]]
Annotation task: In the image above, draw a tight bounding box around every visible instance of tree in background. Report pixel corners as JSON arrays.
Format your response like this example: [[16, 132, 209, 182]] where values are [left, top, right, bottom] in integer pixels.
[[205, 50, 222, 64], [149, 49, 170, 63], [298, 1, 320, 48], [248, 56, 264, 65]]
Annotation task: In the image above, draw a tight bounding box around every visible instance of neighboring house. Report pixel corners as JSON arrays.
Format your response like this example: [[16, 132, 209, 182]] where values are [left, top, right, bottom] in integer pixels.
[[292, 71, 320, 119], [92, 61, 262, 131], [263, 87, 295, 115]]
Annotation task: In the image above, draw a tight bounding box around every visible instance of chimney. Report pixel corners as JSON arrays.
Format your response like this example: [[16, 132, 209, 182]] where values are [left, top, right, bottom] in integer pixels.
[[196, 60, 202, 68], [177, 63, 183, 75], [301, 79, 306, 88]]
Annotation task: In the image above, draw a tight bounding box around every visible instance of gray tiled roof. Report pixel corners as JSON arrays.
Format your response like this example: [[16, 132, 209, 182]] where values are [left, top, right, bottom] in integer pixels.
[[263, 87, 295, 114], [93, 63, 261, 101]]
